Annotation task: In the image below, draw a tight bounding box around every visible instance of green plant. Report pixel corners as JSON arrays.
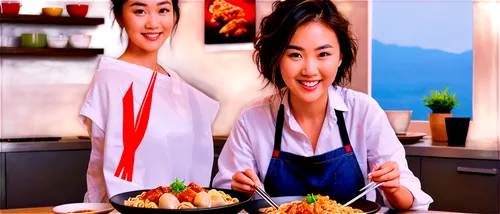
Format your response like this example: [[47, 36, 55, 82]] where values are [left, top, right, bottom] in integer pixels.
[[422, 87, 459, 113]]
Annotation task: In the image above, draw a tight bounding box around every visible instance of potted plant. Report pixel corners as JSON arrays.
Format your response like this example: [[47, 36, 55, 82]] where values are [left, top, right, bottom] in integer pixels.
[[422, 87, 459, 141]]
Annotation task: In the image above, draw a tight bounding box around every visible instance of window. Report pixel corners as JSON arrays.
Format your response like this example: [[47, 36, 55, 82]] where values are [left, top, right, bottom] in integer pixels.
[[366, 0, 500, 142], [371, 0, 473, 121]]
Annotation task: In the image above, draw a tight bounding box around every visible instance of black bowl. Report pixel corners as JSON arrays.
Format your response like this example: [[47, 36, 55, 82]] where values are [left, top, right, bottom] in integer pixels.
[[109, 188, 251, 214], [245, 196, 381, 214]]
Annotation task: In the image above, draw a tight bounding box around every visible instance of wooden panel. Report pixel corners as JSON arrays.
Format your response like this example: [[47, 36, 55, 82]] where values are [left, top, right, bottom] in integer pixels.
[[210, 146, 224, 188], [0, 153, 5, 209], [0, 47, 104, 57], [211, 137, 225, 187], [5, 150, 90, 209], [421, 157, 499, 213], [0, 14, 104, 26]]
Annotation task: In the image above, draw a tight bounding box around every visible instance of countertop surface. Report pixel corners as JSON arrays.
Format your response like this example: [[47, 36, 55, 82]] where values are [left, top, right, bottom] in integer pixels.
[[0, 138, 91, 153], [0, 136, 498, 160], [402, 137, 499, 160], [0, 206, 467, 214]]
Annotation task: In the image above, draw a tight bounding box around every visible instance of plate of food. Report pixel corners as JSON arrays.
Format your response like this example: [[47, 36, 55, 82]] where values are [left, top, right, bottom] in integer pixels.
[[52, 202, 114, 214], [109, 179, 251, 213], [245, 194, 381, 214]]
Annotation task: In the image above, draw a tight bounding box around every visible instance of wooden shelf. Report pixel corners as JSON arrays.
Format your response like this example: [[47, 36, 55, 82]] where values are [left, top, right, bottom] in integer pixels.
[[0, 14, 104, 26], [0, 47, 104, 57]]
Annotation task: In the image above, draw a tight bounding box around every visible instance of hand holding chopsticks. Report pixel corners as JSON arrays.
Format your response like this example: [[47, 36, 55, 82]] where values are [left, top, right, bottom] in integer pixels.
[[231, 169, 280, 210], [341, 162, 400, 207], [368, 161, 401, 194], [368, 161, 416, 210], [231, 169, 261, 195]]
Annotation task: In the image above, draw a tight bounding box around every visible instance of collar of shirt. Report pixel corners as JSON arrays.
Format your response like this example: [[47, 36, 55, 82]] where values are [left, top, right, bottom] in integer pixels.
[[276, 86, 349, 133]]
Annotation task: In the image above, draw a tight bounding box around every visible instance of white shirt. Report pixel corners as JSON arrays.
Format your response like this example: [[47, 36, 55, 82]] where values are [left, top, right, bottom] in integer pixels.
[[212, 86, 433, 210], [79, 57, 219, 203]]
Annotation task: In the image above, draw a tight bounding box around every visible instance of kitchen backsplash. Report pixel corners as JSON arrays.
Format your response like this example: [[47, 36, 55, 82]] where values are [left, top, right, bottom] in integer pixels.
[[0, 0, 367, 138], [0, 0, 124, 138]]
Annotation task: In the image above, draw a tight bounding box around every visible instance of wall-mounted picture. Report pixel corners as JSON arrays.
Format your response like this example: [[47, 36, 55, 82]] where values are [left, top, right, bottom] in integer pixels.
[[204, 0, 256, 52]]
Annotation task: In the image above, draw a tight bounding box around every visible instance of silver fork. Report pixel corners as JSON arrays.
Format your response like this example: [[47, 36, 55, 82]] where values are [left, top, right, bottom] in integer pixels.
[[254, 185, 280, 210], [341, 182, 385, 207]]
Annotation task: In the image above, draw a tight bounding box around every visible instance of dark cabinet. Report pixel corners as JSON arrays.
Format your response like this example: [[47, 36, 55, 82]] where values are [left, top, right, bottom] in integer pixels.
[[1, 141, 499, 213], [0, 153, 4, 209], [420, 157, 499, 213], [210, 145, 224, 188], [406, 156, 421, 179], [5, 150, 90, 209]]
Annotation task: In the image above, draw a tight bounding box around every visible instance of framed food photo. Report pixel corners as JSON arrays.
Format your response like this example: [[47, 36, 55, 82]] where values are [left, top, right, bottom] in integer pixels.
[[204, 0, 256, 52]]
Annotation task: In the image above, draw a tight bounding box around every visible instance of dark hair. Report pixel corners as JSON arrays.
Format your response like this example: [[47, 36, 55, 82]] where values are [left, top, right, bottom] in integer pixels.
[[110, 0, 181, 41], [253, 0, 358, 91]]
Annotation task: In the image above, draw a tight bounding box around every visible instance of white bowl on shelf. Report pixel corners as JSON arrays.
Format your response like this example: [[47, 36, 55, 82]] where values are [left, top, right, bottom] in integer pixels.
[[69, 34, 91, 48], [0, 35, 19, 47], [47, 35, 68, 48]]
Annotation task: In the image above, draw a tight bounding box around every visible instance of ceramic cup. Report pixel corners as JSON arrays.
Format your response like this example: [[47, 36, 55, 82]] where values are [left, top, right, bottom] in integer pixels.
[[385, 110, 412, 135]]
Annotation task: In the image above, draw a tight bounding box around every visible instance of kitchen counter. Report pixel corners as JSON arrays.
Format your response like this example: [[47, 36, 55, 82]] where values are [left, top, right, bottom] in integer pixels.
[[0, 138, 90, 153], [0, 206, 467, 214], [0, 136, 498, 160], [0, 137, 226, 153], [403, 137, 499, 160], [0, 137, 495, 213]]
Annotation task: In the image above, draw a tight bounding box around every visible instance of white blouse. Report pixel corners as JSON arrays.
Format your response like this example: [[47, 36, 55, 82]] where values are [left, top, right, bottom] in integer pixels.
[[79, 57, 219, 203], [212, 86, 433, 210]]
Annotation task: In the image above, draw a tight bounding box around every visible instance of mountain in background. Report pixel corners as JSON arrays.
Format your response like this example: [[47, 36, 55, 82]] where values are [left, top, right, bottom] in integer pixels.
[[371, 39, 472, 120]]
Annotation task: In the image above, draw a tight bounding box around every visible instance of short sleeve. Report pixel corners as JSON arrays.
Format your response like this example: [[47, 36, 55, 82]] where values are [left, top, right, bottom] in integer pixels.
[[79, 79, 108, 134], [184, 79, 220, 125], [195, 92, 219, 125], [79, 71, 109, 202], [364, 98, 433, 210]]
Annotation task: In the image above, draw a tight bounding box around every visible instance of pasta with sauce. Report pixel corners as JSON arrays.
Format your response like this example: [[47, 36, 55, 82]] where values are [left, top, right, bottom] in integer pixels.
[[124, 179, 239, 210], [259, 194, 363, 214]]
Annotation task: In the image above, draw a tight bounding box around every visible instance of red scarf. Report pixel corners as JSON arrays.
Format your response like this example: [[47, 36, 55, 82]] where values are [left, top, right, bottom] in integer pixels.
[[114, 72, 158, 182]]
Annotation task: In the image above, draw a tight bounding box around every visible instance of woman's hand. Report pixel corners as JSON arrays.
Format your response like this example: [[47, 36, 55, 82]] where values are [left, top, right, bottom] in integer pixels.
[[369, 161, 414, 210], [368, 161, 401, 194], [231, 169, 261, 195]]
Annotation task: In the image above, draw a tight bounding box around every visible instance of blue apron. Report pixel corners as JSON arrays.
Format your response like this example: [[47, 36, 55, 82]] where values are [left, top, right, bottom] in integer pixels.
[[263, 103, 365, 204]]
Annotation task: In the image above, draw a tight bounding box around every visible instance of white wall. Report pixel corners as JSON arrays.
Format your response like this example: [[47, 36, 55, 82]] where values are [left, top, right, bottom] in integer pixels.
[[0, 0, 366, 138], [1, 0, 125, 138]]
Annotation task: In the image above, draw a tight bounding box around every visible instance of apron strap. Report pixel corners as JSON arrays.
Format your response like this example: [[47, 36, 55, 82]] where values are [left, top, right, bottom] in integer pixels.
[[272, 104, 285, 158], [273, 105, 352, 158], [335, 109, 352, 150]]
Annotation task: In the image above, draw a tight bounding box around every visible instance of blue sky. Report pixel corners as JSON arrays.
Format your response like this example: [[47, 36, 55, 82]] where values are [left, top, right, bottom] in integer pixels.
[[371, 0, 473, 119], [372, 0, 473, 54]]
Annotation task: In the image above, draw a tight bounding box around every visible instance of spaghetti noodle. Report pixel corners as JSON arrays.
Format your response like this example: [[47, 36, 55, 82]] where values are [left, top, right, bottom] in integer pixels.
[[123, 179, 239, 210], [260, 194, 363, 214]]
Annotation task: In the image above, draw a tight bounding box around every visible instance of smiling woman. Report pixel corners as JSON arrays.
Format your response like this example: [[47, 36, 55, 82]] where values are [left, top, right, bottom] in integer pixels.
[[78, 0, 219, 204], [212, 0, 432, 211], [111, 0, 180, 72]]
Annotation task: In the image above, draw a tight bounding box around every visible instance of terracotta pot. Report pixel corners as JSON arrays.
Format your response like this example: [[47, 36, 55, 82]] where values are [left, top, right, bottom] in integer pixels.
[[429, 113, 452, 141]]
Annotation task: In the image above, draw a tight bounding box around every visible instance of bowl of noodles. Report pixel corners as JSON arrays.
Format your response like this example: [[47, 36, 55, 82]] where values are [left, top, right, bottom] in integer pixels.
[[109, 179, 251, 213], [245, 194, 381, 214]]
